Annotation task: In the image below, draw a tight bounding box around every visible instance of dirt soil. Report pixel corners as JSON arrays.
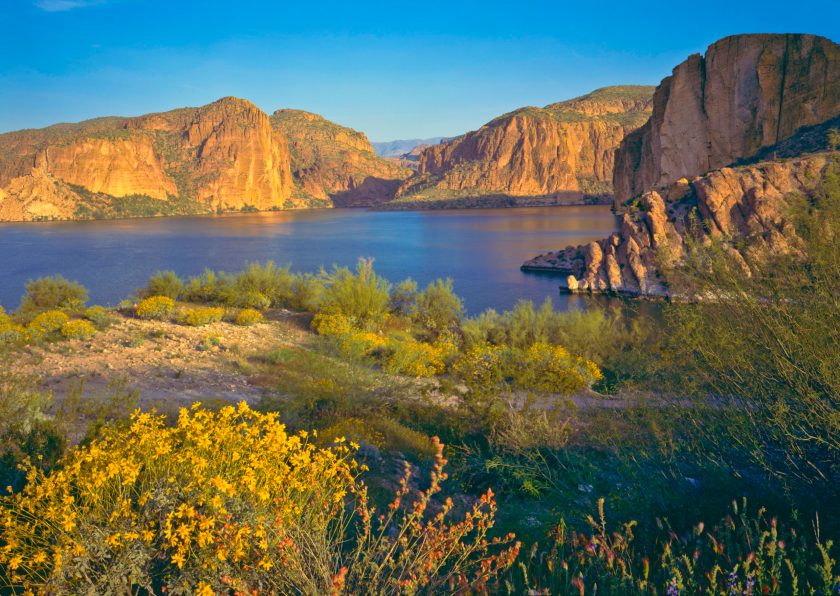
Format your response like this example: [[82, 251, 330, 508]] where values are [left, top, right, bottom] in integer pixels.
[[9, 311, 312, 409]]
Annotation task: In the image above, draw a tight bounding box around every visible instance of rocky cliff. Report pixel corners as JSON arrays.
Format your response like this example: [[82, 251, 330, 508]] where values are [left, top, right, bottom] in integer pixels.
[[614, 34, 840, 207], [523, 151, 838, 296], [269, 110, 410, 207], [393, 86, 654, 205], [0, 97, 299, 221]]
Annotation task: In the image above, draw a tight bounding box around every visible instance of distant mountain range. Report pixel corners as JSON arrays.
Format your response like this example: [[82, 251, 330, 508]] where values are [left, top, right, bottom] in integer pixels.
[[371, 138, 448, 158]]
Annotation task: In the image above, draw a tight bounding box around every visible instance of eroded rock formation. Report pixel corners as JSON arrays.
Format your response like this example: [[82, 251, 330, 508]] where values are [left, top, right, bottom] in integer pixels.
[[614, 34, 840, 206]]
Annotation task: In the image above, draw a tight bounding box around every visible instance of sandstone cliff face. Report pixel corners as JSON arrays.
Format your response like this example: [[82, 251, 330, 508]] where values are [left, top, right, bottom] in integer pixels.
[[0, 97, 299, 221], [270, 109, 410, 207], [395, 86, 654, 203], [522, 152, 837, 296], [614, 34, 840, 207]]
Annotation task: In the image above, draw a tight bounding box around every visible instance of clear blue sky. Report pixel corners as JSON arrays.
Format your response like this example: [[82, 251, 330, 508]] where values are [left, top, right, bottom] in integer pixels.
[[2, 0, 838, 140]]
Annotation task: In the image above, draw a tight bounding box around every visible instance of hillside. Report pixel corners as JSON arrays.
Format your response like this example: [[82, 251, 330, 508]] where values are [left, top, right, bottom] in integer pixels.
[[392, 86, 654, 206], [270, 109, 410, 207]]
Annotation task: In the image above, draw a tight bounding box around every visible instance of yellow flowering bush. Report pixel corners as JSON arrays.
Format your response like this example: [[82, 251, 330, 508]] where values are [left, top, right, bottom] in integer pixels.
[[135, 295, 175, 320], [27, 310, 70, 339], [513, 342, 603, 394], [0, 310, 28, 344], [452, 343, 506, 391], [60, 319, 97, 341], [311, 312, 353, 336], [339, 330, 387, 359], [178, 306, 225, 327], [0, 403, 357, 594], [383, 338, 447, 377], [82, 305, 114, 329], [235, 308, 264, 326]]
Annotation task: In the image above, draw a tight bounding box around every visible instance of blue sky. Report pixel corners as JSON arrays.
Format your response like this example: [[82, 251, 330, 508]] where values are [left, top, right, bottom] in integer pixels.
[[1, 0, 838, 140]]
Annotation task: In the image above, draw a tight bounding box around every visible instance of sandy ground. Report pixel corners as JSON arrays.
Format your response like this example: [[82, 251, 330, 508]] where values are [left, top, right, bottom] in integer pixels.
[[9, 311, 311, 408]]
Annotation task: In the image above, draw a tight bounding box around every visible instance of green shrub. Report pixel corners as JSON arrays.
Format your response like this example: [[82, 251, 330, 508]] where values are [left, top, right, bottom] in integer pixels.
[[179, 306, 225, 327], [82, 306, 115, 329], [383, 338, 447, 377], [18, 275, 88, 316], [140, 270, 184, 299], [412, 278, 463, 337], [27, 310, 70, 339], [60, 319, 97, 341], [235, 308, 264, 326], [135, 296, 175, 320], [512, 342, 603, 394], [389, 278, 418, 315], [182, 269, 225, 304], [319, 258, 391, 326], [0, 321, 28, 345], [223, 261, 295, 308], [289, 272, 325, 311]]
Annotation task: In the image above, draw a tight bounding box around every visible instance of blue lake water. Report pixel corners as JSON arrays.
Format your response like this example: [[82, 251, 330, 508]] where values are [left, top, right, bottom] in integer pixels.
[[0, 206, 618, 314]]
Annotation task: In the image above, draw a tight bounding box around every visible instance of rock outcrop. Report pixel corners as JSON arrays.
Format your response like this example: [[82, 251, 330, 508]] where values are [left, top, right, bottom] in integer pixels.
[[0, 97, 298, 221], [523, 151, 838, 296], [614, 34, 840, 207], [270, 109, 410, 207], [393, 86, 654, 204]]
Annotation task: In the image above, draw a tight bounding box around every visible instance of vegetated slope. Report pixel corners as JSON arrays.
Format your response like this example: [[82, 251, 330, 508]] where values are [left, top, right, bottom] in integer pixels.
[[392, 86, 654, 206], [523, 33, 840, 297], [0, 97, 298, 221], [270, 109, 411, 207]]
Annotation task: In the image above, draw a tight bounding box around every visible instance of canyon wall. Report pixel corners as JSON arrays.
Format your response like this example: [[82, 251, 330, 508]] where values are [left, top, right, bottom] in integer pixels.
[[393, 86, 654, 204], [614, 34, 840, 207]]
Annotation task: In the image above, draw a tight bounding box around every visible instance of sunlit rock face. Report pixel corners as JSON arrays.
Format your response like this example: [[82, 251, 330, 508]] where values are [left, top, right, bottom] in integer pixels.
[[613, 34, 840, 207], [394, 86, 654, 203]]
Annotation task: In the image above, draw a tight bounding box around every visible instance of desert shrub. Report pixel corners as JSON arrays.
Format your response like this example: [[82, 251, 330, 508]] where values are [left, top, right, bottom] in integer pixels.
[[339, 330, 388, 360], [412, 278, 463, 337], [513, 342, 603, 394], [0, 373, 64, 493], [178, 306, 225, 327], [139, 270, 184, 300], [289, 272, 325, 311], [311, 312, 353, 336], [135, 295, 175, 320], [222, 261, 295, 308], [383, 337, 447, 377], [181, 269, 226, 304], [18, 275, 88, 316], [60, 319, 97, 341], [27, 310, 70, 339], [511, 499, 839, 594], [665, 164, 840, 493], [319, 258, 391, 327], [389, 278, 418, 315], [0, 312, 28, 344], [452, 343, 507, 393], [235, 308, 264, 326], [82, 305, 115, 329], [0, 404, 518, 593]]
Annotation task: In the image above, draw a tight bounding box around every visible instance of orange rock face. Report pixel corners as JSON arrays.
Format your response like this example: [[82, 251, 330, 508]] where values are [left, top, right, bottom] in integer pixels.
[[270, 109, 410, 207], [395, 86, 654, 203], [614, 34, 840, 207], [0, 97, 297, 221]]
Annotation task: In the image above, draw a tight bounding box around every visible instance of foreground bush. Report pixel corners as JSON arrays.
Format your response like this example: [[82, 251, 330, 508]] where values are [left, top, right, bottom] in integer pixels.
[[18, 275, 88, 316], [0, 309, 27, 344], [60, 319, 97, 340], [82, 305, 114, 329], [135, 295, 175, 320], [0, 404, 518, 593], [178, 306, 225, 327]]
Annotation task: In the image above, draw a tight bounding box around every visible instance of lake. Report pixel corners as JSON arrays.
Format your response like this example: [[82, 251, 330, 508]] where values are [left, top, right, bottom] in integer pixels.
[[0, 206, 618, 314]]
